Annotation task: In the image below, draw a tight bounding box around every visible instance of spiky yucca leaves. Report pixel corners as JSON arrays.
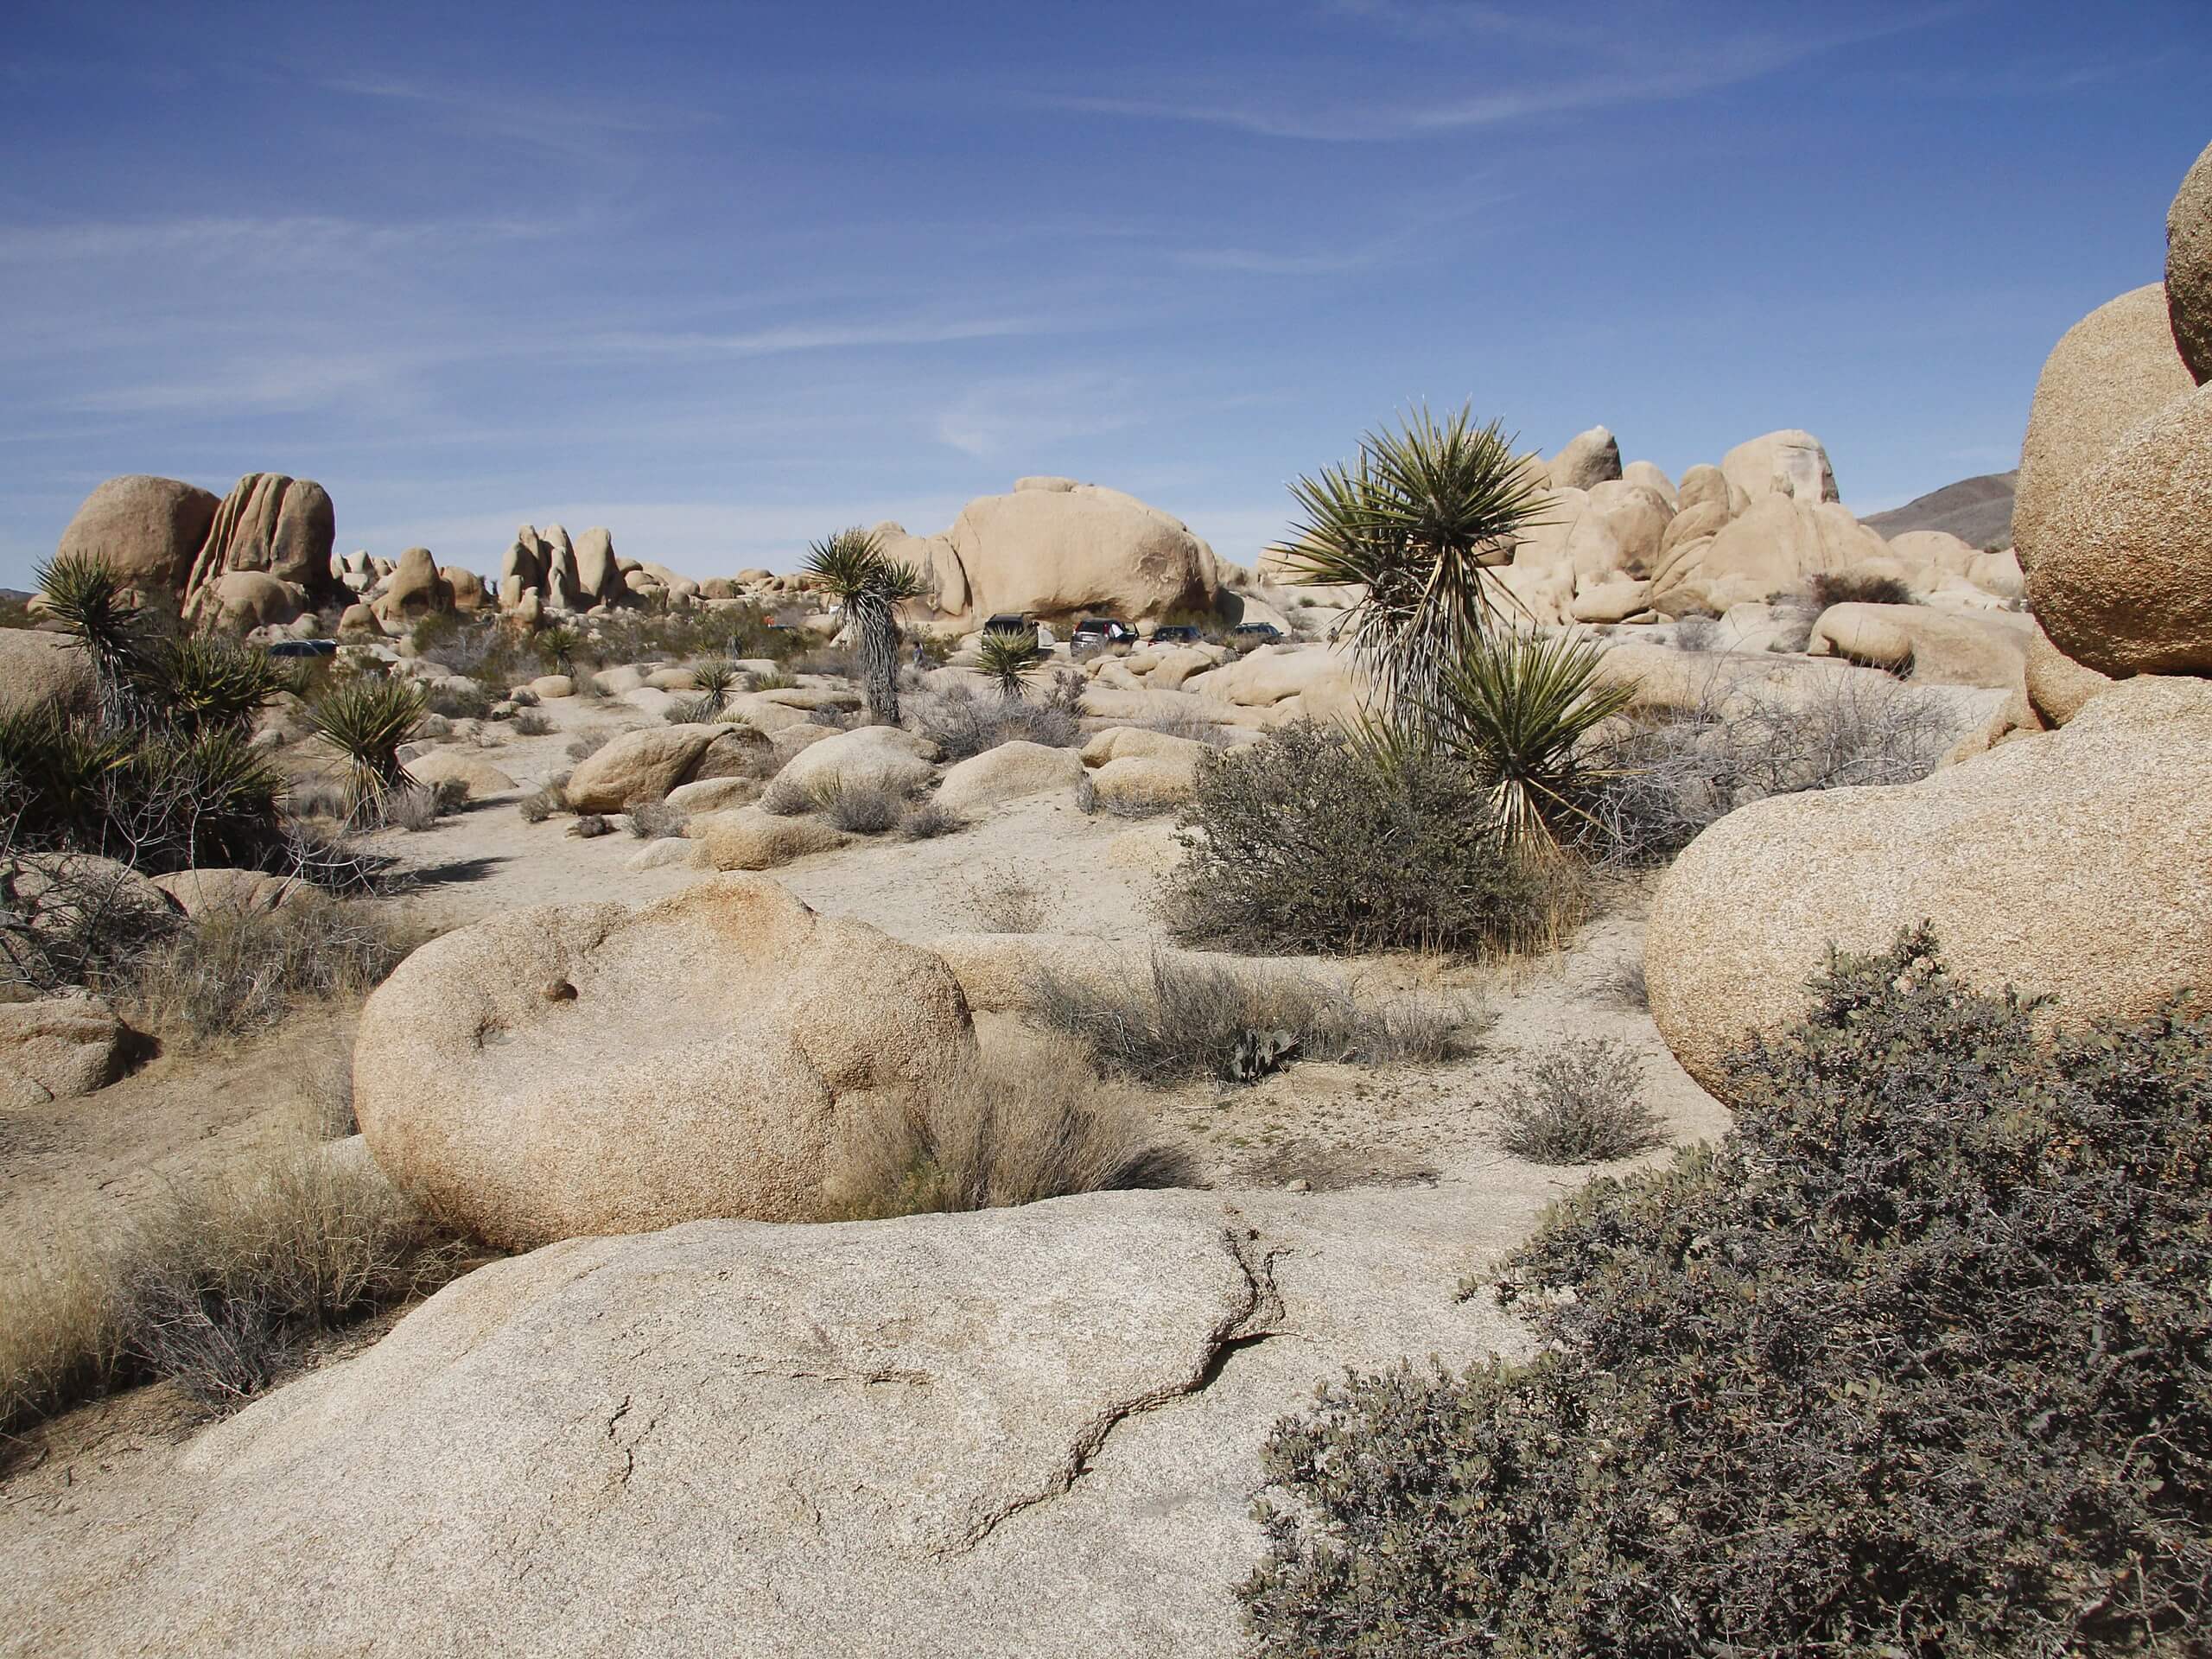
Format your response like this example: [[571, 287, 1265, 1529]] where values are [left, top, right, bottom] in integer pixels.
[[804, 527, 926, 724], [974, 629, 1044, 702], [0, 709, 136, 848], [1274, 404, 1549, 728], [132, 636, 289, 738], [1414, 628, 1637, 848], [307, 678, 427, 810], [33, 551, 152, 721], [534, 625, 580, 675], [688, 657, 737, 710]]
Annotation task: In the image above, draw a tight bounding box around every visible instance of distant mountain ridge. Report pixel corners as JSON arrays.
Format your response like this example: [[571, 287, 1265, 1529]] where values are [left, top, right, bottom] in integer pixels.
[[1862, 470, 2017, 550]]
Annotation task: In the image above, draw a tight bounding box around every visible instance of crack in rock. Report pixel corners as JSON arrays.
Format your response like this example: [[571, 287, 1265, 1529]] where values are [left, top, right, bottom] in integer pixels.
[[936, 1217, 1289, 1556]]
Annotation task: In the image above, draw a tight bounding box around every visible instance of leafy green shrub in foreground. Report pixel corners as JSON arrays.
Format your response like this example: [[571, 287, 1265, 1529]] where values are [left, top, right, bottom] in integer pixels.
[[1159, 721, 1567, 956], [1243, 927, 2212, 1657]]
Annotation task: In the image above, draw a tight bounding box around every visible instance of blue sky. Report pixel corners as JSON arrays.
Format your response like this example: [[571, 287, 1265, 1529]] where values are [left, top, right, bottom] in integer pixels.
[[3, 1, 2204, 586]]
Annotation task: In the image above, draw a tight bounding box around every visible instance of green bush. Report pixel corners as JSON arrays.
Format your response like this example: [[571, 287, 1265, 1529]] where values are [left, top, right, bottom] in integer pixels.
[[1160, 721, 1567, 956], [1808, 569, 1916, 608], [1242, 928, 2212, 1657]]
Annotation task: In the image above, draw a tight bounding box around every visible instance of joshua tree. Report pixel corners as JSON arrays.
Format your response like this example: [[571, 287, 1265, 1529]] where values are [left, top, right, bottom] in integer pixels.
[[1274, 402, 1551, 732], [974, 629, 1043, 702], [307, 677, 427, 815], [804, 527, 925, 724], [34, 552, 152, 723]]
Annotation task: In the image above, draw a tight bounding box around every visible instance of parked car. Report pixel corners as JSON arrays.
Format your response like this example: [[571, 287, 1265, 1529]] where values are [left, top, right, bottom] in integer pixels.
[[1230, 622, 1284, 645], [264, 639, 339, 658], [1150, 624, 1202, 645], [1071, 616, 1135, 646], [982, 613, 1034, 639]]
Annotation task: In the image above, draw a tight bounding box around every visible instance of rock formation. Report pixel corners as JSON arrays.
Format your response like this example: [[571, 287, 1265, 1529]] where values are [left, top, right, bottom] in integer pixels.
[[2169, 138, 2212, 384], [181, 474, 337, 626], [53, 475, 220, 602]]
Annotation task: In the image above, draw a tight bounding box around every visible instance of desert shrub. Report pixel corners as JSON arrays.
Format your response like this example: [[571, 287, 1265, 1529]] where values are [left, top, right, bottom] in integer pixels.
[[2, 1141, 474, 1441], [1491, 1037, 1660, 1163], [564, 729, 613, 763], [1033, 948, 1481, 1086], [898, 798, 965, 840], [1241, 929, 2212, 1657], [518, 786, 562, 823], [1133, 710, 1230, 745], [1808, 569, 1916, 609], [0, 846, 183, 997], [1669, 613, 1719, 652], [129, 891, 422, 1043], [787, 644, 858, 680], [908, 672, 1084, 760], [306, 677, 426, 810], [747, 667, 798, 692], [510, 709, 554, 737], [1584, 951, 1648, 1011], [569, 813, 613, 838], [823, 1036, 1193, 1219], [424, 679, 492, 720], [759, 772, 815, 817], [1582, 667, 1956, 867], [963, 863, 1049, 932], [626, 800, 689, 840], [1160, 721, 1563, 957]]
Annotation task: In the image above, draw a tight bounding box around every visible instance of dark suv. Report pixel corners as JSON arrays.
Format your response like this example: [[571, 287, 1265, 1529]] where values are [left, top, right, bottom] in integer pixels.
[[1071, 616, 1134, 646], [982, 613, 1033, 638], [1150, 624, 1202, 645], [1230, 622, 1284, 645]]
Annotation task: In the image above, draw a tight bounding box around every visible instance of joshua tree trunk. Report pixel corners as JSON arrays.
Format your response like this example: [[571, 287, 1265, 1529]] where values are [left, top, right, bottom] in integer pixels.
[[853, 594, 900, 725]]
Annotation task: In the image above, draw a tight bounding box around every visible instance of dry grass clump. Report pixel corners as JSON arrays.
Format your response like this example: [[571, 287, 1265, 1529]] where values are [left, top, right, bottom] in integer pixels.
[[1491, 1038, 1662, 1164], [963, 863, 1050, 932], [907, 672, 1084, 760], [898, 798, 966, 840], [1033, 948, 1483, 1086], [809, 771, 911, 834], [758, 772, 814, 816], [518, 784, 563, 823], [564, 729, 613, 763], [510, 709, 554, 737], [823, 1035, 1193, 1218], [129, 893, 424, 1045], [2, 1141, 474, 1449], [1808, 569, 1916, 609], [1583, 952, 1649, 1011]]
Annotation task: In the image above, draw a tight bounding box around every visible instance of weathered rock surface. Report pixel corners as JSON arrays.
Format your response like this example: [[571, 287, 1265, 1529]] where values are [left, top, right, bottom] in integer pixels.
[[181, 474, 337, 626], [148, 868, 302, 918], [54, 475, 220, 600], [1546, 426, 1622, 492], [0, 630, 97, 719], [562, 724, 757, 813], [1648, 493, 1887, 615], [353, 875, 972, 1249], [1719, 429, 1838, 505], [1806, 603, 2031, 688], [405, 748, 518, 799], [2170, 139, 2212, 384], [2013, 284, 2193, 573], [0, 992, 135, 1107], [1646, 677, 2212, 1101], [2031, 380, 2212, 677], [774, 724, 938, 798], [2022, 618, 2113, 727]]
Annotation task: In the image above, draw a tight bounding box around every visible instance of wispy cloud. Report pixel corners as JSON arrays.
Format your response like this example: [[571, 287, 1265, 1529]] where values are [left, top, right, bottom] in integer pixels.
[[1175, 245, 1379, 275], [0, 213, 539, 265], [931, 372, 1150, 461], [1041, 9, 1970, 142], [582, 315, 1065, 360], [67, 351, 429, 416]]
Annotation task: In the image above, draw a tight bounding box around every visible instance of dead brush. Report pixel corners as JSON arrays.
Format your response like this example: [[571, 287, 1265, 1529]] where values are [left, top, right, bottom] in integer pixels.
[[2, 1140, 476, 1440], [822, 1034, 1194, 1218], [962, 863, 1049, 932], [1032, 949, 1484, 1086], [1491, 1037, 1663, 1163]]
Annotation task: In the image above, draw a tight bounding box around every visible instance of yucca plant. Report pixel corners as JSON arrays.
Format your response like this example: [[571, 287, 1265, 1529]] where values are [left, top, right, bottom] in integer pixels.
[[1414, 628, 1637, 847], [688, 657, 738, 711], [1274, 404, 1549, 728], [535, 625, 580, 676], [0, 708, 136, 848], [33, 551, 151, 722], [974, 629, 1043, 702], [307, 678, 427, 812], [133, 636, 289, 737], [804, 527, 926, 724]]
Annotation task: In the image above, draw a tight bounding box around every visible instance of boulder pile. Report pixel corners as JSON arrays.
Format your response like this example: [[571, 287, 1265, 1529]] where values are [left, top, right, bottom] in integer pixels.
[[1646, 146, 2212, 1099]]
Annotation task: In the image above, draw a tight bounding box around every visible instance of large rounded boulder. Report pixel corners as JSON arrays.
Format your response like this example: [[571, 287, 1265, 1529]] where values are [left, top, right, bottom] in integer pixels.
[[353, 875, 974, 1249], [2169, 138, 2212, 384], [54, 474, 220, 601], [2033, 378, 2212, 677], [943, 478, 1224, 625], [1645, 677, 2212, 1102], [0, 629, 97, 718], [2012, 284, 2193, 573]]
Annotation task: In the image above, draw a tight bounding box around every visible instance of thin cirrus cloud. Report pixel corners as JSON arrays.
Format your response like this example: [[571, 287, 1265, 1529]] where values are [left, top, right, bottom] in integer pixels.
[[578, 315, 1068, 361]]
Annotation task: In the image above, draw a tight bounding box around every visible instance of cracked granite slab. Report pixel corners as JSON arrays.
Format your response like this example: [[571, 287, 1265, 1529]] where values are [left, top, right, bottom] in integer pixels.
[[0, 1184, 1540, 1658]]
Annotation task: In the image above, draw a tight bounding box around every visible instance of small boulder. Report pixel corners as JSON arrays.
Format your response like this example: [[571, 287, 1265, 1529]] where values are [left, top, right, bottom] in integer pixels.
[[54, 474, 220, 601], [1719, 430, 1838, 505], [405, 748, 518, 799], [1090, 753, 1200, 812], [934, 741, 1085, 814], [775, 725, 938, 797], [625, 836, 704, 873], [0, 992, 136, 1108], [690, 807, 850, 872], [1545, 426, 1623, 492], [528, 674, 574, 700], [353, 875, 974, 1248], [1079, 727, 1215, 767], [664, 775, 762, 815], [1806, 604, 2031, 688], [562, 724, 721, 812], [149, 868, 302, 918]]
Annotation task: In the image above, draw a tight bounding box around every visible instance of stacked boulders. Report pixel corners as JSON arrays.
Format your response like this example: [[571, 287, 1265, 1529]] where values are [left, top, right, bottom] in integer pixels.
[[181, 473, 339, 629], [1645, 142, 2212, 1101]]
